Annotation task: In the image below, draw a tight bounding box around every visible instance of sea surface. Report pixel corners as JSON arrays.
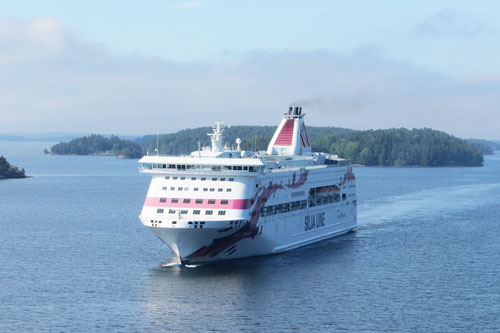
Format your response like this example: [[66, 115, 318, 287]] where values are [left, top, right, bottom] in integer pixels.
[[1, 142, 500, 332]]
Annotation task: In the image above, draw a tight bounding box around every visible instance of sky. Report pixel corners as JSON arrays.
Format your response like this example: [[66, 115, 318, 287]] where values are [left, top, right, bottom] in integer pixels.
[[0, 0, 499, 139]]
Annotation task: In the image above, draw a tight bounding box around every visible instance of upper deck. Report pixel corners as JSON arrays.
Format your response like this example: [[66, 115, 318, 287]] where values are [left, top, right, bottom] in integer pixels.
[[139, 106, 351, 175], [139, 155, 265, 175], [139, 153, 350, 176]]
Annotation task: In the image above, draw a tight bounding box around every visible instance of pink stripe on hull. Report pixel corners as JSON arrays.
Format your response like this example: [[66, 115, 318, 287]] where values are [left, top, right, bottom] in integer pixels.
[[144, 197, 251, 209]]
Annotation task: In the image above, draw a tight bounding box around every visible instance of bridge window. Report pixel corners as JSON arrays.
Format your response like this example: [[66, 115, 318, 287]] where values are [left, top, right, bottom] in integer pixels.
[[168, 209, 176, 214], [208, 200, 216, 204], [193, 210, 200, 215], [171, 198, 178, 203], [226, 188, 232, 192], [218, 188, 223, 192], [183, 199, 191, 203], [194, 188, 199, 191], [206, 210, 213, 215], [157, 208, 164, 214], [195, 199, 203, 204], [209, 188, 215, 192], [180, 210, 188, 214], [212, 177, 217, 181], [221, 200, 228, 205], [191, 177, 196, 180], [218, 211, 226, 216], [160, 198, 167, 203], [165, 176, 170, 180]]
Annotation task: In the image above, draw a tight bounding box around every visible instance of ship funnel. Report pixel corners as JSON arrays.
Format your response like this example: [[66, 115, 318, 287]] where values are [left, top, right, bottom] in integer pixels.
[[267, 105, 311, 156]]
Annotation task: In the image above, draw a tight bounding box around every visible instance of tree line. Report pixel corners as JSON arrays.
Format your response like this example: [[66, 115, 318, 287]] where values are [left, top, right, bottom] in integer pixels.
[[141, 126, 352, 156], [50, 134, 142, 158], [312, 128, 484, 166], [466, 139, 500, 155], [141, 126, 484, 166]]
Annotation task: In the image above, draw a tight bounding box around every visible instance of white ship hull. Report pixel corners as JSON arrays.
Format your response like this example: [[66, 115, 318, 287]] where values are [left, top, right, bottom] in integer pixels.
[[146, 205, 356, 264], [139, 165, 357, 264]]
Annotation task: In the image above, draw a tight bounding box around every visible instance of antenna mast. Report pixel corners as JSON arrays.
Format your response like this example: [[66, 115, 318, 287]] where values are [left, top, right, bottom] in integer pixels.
[[156, 134, 159, 156]]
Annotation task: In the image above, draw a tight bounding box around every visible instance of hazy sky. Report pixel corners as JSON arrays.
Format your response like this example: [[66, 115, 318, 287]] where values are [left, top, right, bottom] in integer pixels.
[[0, 1, 499, 139]]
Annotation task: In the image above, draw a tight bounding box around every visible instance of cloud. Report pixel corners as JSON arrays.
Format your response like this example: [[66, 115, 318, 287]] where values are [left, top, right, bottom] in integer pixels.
[[174, 1, 204, 9], [0, 16, 499, 139], [414, 9, 493, 38]]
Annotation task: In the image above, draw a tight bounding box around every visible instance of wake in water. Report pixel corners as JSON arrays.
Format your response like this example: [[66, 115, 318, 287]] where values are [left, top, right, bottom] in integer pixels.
[[161, 257, 182, 267], [161, 256, 204, 268], [358, 182, 500, 227]]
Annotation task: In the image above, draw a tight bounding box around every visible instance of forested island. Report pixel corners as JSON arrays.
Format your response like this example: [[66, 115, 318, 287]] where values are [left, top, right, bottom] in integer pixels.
[[312, 128, 484, 166], [0, 156, 26, 179], [141, 126, 485, 167], [50, 134, 142, 159], [51, 126, 491, 167]]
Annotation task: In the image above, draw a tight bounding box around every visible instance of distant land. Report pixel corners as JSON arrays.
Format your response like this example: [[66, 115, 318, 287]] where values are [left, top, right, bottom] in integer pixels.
[[46, 126, 496, 167], [466, 139, 500, 155], [0, 132, 140, 143], [0, 156, 26, 179], [49, 135, 142, 159]]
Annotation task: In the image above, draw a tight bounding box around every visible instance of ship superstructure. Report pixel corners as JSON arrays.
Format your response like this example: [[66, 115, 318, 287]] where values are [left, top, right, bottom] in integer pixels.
[[138, 106, 357, 264]]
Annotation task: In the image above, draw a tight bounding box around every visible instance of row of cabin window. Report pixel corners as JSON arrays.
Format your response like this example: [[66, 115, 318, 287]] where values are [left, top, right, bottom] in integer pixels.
[[164, 176, 234, 181], [162, 186, 232, 192], [143, 163, 260, 172], [159, 198, 229, 204], [259, 200, 308, 217], [308, 192, 346, 207], [157, 208, 226, 215]]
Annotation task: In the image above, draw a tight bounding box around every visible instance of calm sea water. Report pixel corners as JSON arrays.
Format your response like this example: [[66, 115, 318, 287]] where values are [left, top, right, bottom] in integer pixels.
[[1, 142, 499, 332]]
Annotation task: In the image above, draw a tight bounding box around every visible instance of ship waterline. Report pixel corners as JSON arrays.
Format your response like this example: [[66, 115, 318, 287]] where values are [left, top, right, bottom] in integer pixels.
[[139, 106, 357, 264]]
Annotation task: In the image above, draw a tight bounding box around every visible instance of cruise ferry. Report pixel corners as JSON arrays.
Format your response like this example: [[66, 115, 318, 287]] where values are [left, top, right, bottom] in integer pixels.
[[138, 106, 357, 264]]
